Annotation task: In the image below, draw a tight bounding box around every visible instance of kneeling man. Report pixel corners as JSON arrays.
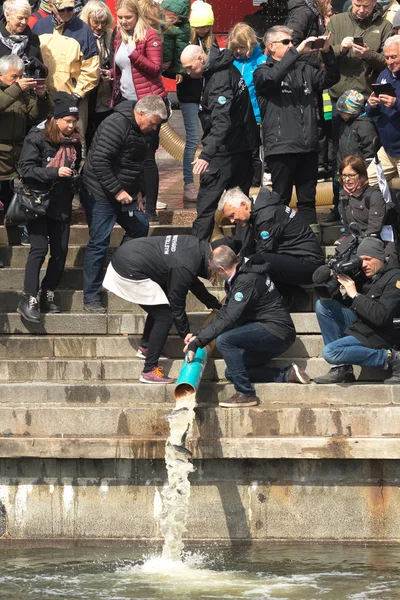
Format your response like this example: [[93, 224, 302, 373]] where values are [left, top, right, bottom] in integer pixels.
[[184, 246, 310, 408]]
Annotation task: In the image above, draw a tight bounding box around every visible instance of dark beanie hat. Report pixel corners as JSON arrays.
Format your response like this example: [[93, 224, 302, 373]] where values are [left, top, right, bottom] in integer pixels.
[[356, 237, 385, 261], [53, 92, 79, 119]]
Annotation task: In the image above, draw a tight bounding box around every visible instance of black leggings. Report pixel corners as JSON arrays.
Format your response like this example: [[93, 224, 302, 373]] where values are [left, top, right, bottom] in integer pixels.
[[24, 217, 70, 296], [139, 304, 174, 372]]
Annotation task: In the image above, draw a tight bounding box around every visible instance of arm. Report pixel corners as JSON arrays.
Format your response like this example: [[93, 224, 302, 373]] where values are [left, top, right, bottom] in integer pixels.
[[0, 83, 23, 111], [74, 28, 100, 98], [129, 30, 163, 78], [19, 134, 58, 182], [309, 48, 340, 91], [253, 48, 299, 96], [351, 276, 400, 328], [189, 278, 222, 310], [324, 19, 341, 57], [24, 91, 52, 122], [198, 70, 234, 162], [365, 187, 387, 237]]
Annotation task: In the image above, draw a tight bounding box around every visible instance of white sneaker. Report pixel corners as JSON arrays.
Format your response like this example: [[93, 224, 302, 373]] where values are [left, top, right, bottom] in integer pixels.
[[156, 201, 167, 210]]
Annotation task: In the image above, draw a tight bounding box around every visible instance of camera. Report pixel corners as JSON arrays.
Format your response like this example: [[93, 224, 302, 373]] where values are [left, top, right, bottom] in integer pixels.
[[24, 57, 48, 80], [313, 223, 363, 299]]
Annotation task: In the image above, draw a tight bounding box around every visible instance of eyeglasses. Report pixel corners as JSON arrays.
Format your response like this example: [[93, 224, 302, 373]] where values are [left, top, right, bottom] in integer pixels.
[[272, 39, 292, 45], [58, 7, 75, 12], [341, 173, 359, 179]]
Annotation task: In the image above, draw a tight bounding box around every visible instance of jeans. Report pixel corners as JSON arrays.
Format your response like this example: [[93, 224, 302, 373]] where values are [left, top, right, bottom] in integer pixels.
[[216, 322, 295, 396], [316, 298, 387, 368], [180, 102, 199, 185], [83, 192, 149, 303]]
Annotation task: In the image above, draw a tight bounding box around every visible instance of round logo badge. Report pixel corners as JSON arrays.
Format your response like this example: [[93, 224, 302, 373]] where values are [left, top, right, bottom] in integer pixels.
[[153, 41, 158, 46], [260, 231, 270, 240], [218, 96, 227, 105], [234, 292, 243, 302]]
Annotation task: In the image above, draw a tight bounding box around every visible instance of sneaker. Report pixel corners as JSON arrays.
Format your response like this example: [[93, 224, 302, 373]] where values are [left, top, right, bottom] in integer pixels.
[[84, 301, 106, 314], [40, 289, 61, 313], [156, 200, 167, 210], [139, 366, 175, 384], [334, 234, 347, 247], [17, 292, 41, 323], [384, 349, 400, 384], [20, 230, 30, 246], [286, 363, 311, 384], [314, 365, 356, 384], [219, 392, 260, 408], [136, 346, 169, 360], [183, 183, 198, 202], [320, 208, 341, 226]]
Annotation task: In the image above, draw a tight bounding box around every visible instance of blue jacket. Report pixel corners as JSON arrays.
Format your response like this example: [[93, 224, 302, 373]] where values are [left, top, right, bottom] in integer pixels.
[[233, 44, 267, 123], [365, 67, 400, 157]]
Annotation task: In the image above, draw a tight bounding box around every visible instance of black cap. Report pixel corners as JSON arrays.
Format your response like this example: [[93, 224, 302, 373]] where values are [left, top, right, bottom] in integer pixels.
[[53, 92, 79, 119]]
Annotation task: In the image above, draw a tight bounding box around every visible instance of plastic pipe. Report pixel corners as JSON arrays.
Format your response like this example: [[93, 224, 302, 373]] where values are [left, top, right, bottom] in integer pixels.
[[174, 347, 209, 400]]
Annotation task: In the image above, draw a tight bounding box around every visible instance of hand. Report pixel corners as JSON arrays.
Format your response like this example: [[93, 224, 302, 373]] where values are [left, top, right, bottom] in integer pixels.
[[340, 36, 353, 53], [183, 333, 196, 350], [35, 84, 47, 97], [352, 42, 371, 60], [58, 167, 73, 177], [337, 273, 358, 298], [192, 158, 209, 175], [162, 61, 172, 71], [17, 78, 37, 91], [320, 32, 332, 53], [137, 191, 144, 212], [115, 189, 133, 204], [297, 36, 318, 55], [368, 92, 380, 107], [176, 74, 183, 85], [379, 94, 396, 108], [101, 68, 112, 80]]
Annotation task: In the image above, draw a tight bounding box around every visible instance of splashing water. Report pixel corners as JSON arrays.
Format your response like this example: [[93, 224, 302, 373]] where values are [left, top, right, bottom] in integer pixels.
[[160, 393, 197, 562]]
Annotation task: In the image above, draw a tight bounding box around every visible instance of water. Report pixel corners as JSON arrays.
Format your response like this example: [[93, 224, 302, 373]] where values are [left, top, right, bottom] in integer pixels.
[[160, 392, 196, 561], [1, 542, 400, 599]]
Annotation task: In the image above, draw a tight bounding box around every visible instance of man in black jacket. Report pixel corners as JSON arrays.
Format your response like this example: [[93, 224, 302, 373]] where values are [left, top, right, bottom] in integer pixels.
[[82, 95, 168, 313], [103, 234, 221, 384], [185, 246, 310, 408], [315, 237, 400, 384], [216, 187, 324, 306], [254, 26, 340, 226], [181, 44, 259, 241]]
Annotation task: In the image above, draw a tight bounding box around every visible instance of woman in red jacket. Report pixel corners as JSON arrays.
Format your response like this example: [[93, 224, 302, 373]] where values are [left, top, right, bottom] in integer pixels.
[[111, 0, 168, 221]]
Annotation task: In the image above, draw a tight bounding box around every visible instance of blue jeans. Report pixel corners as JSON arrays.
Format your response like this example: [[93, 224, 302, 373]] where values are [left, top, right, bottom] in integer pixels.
[[180, 102, 199, 185], [83, 192, 149, 303], [316, 299, 387, 368], [216, 323, 295, 396]]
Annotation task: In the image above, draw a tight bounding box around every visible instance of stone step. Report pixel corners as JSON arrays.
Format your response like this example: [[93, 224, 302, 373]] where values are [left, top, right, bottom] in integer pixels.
[[0, 334, 323, 359], [0, 405, 398, 441], [0, 381, 397, 406], [0, 357, 386, 382], [0, 312, 321, 336], [1, 435, 398, 460]]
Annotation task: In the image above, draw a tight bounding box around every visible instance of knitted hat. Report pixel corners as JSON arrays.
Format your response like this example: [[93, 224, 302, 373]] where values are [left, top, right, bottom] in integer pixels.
[[393, 9, 400, 28], [189, 1, 214, 27], [53, 92, 79, 119], [357, 237, 386, 261], [336, 90, 365, 115]]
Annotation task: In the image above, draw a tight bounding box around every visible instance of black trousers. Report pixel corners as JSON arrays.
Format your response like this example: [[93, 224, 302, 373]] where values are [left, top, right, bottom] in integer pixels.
[[24, 217, 70, 296], [261, 252, 320, 286], [139, 304, 174, 372], [192, 150, 253, 241], [269, 151, 318, 226]]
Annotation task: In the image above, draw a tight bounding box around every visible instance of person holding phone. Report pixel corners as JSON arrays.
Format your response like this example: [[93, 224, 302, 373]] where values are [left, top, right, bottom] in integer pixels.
[[366, 34, 400, 185]]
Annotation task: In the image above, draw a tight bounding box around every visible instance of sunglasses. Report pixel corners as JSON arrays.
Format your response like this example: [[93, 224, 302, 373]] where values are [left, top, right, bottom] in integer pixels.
[[273, 39, 292, 45], [58, 7, 75, 12]]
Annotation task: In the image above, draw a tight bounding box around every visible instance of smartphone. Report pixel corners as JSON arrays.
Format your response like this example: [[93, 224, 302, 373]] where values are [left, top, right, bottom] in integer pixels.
[[372, 82, 396, 97], [33, 78, 46, 85], [353, 36, 364, 46], [311, 38, 325, 49]]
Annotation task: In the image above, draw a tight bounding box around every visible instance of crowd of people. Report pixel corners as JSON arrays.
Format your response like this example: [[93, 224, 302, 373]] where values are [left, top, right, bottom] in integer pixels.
[[1, 0, 400, 405]]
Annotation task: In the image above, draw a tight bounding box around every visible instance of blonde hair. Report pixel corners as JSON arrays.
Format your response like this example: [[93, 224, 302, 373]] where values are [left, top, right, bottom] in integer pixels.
[[116, 0, 153, 44], [227, 22, 258, 56], [137, 0, 162, 35], [80, 0, 114, 29], [190, 25, 216, 52]]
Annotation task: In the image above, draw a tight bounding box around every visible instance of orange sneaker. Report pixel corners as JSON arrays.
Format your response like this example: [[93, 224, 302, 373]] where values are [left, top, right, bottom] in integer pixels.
[[139, 366, 175, 384]]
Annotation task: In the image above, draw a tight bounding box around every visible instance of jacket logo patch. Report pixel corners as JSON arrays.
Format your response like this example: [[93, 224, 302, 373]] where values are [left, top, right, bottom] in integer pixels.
[[260, 231, 270, 239], [396, 281, 400, 289], [234, 292, 243, 302], [153, 41, 158, 46], [218, 96, 227, 105]]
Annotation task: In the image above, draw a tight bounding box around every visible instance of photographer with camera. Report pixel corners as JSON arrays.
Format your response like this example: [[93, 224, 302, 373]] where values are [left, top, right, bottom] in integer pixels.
[[314, 237, 400, 384], [17, 92, 81, 323]]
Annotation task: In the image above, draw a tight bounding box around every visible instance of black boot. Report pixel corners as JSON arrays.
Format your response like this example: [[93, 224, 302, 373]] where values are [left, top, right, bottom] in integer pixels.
[[314, 365, 355, 384], [17, 293, 41, 323], [40, 290, 61, 313], [384, 350, 400, 384]]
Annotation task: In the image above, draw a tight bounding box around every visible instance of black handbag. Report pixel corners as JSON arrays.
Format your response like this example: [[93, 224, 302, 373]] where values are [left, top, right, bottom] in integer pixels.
[[5, 179, 51, 224]]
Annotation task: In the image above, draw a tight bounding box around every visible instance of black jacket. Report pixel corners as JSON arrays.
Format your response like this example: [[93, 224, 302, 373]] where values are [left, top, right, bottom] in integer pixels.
[[111, 234, 221, 338], [18, 124, 81, 222], [340, 185, 387, 239], [0, 19, 43, 63], [177, 36, 219, 104], [199, 46, 259, 162], [346, 257, 400, 349], [285, 0, 324, 68], [254, 46, 340, 156], [83, 100, 146, 201], [194, 258, 296, 348], [337, 115, 377, 165], [240, 187, 325, 264]]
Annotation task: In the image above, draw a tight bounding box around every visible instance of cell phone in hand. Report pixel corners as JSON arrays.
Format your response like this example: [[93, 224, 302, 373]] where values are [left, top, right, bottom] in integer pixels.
[[34, 78, 46, 85], [311, 38, 325, 49], [372, 83, 396, 97], [353, 36, 364, 46]]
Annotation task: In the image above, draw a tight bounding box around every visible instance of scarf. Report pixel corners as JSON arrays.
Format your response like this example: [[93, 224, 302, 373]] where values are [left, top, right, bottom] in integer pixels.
[[0, 30, 29, 59], [46, 133, 80, 169], [39, 0, 52, 15], [304, 0, 320, 17], [340, 178, 369, 198]]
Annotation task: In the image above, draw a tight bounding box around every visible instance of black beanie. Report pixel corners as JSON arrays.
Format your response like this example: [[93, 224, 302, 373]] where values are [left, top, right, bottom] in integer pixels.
[[356, 237, 385, 261], [53, 92, 79, 119]]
